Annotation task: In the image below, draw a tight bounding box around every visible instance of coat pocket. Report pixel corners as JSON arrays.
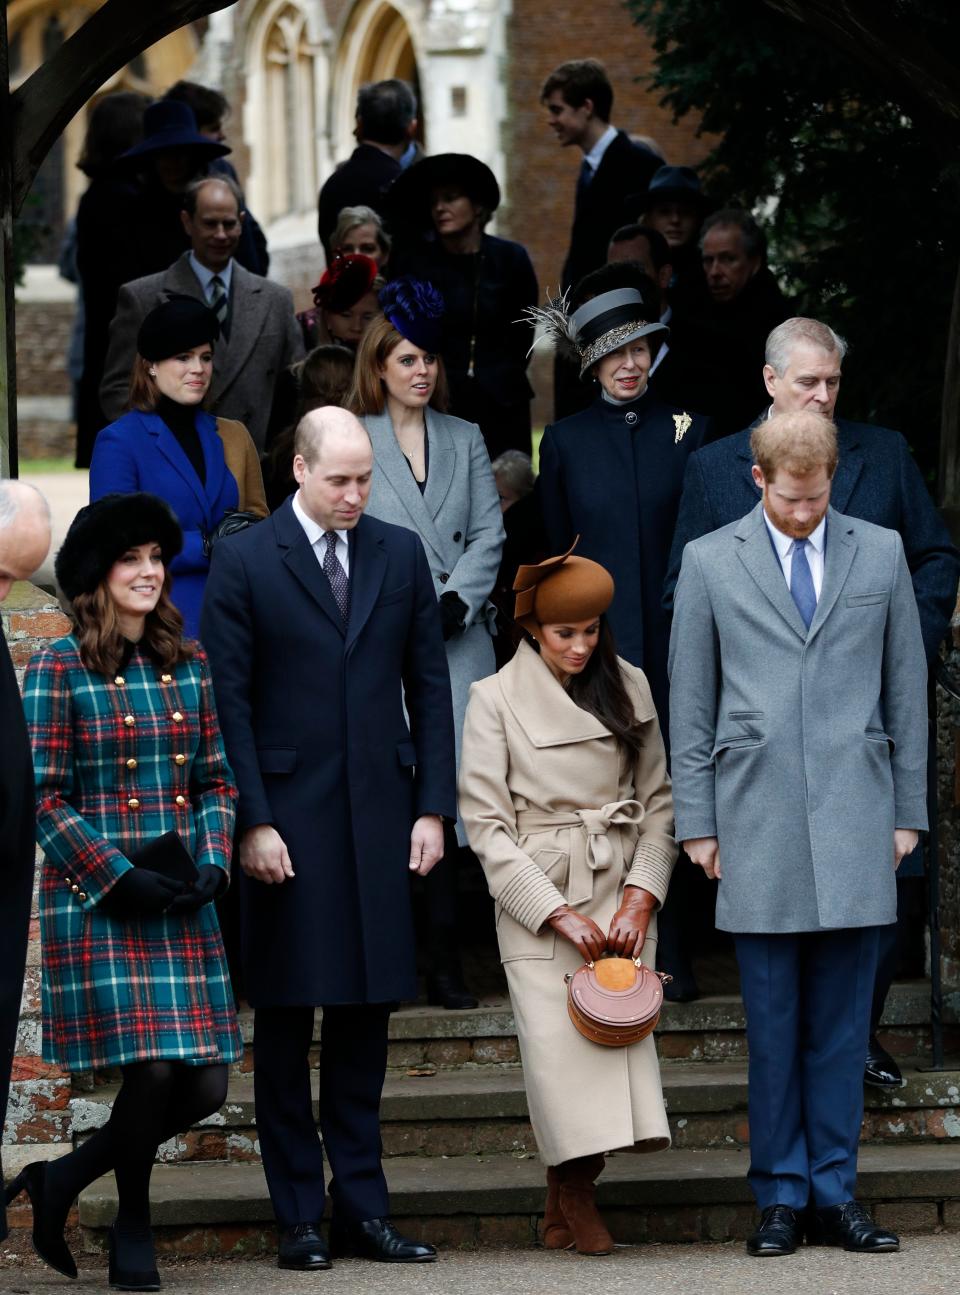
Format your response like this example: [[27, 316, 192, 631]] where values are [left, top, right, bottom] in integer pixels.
[[866, 727, 896, 754], [257, 746, 297, 774], [847, 592, 887, 606], [495, 848, 568, 964], [712, 735, 766, 755], [377, 583, 411, 608], [397, 741, 417, 769]]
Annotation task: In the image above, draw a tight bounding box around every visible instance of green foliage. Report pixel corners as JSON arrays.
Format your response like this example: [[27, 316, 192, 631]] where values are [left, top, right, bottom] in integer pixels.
[[628, 0, 960, 480]]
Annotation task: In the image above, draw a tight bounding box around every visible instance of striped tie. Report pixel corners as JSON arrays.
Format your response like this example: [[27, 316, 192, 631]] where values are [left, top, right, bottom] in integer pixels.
[[210, 275, 229, 337]]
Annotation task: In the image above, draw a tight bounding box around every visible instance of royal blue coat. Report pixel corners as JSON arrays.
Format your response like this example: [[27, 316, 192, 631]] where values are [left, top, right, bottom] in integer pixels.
[[89, 409, 240, 639]]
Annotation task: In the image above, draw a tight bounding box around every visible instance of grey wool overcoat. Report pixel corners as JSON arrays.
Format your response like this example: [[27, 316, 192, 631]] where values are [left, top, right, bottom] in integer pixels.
[[459, 640, 677, 1165], [668, 504, 928, 934], [363, 407, 505, 844]]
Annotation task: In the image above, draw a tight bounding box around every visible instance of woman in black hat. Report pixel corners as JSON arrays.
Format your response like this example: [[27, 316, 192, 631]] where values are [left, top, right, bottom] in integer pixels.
[[11, 493, 241, 1291], [89, 296, 267, 639], [388, 154, 539, 459]]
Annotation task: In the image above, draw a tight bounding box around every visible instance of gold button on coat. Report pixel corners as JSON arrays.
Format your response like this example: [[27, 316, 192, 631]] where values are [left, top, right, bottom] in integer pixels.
[[161, 673, 172, 684], [126, 758, 138, 770], [114, 676, 125, 686], [172, 711, 184, 723], [71, 884, 79, 893], [174, 753, 186, 765], [124, 715, 135, 726], [128, 798, 140, 809], [175, 795, 187, 807], [78, 893, 87, 902]]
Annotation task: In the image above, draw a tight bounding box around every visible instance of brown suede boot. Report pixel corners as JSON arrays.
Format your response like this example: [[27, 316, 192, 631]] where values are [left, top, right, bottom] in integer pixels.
[[542, 1165, 574, 1249], [557, 1153, 614, 1255]]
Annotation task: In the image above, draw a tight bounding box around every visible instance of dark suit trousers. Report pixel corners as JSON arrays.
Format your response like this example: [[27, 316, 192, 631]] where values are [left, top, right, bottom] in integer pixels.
[[734, 927, 881, 1210], [253, 1003, 391, 1227]]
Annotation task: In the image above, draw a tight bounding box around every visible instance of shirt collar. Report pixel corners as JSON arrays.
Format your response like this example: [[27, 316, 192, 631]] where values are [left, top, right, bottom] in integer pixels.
[[292, 492, 349, 549], [189, 252, 234, 296], [763, 507, 826, 558], [583, 124, 618, 172]]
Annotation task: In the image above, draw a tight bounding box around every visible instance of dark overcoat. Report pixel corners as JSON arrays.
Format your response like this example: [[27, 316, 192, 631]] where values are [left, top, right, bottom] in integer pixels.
[[0, 635, 36, 1240], [317, 145, 401, 255], [199, 502, 457, 1006], [663, 417, 960, 665], [538, 392, 710, 728], [21, 639, 241, 1072]]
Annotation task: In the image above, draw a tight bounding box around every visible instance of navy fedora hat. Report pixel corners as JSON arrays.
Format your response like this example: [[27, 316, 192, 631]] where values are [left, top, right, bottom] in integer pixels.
[[118, 100, 231, 165], [645, 165, 707, 209]]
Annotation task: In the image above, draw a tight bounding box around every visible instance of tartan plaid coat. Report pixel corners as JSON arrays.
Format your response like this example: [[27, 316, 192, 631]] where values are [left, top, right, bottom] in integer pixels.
[[22, 635, 242, 1071]]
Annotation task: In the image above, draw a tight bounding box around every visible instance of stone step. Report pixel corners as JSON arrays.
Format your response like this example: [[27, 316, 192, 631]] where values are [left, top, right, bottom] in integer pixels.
[[70, 1062, 960, 1163], [74, 1144, 960, 1251]]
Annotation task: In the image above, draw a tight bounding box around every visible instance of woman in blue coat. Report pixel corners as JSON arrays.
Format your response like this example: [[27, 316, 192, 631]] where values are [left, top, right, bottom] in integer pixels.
[[90, 298, 267, 639], [12, 494, 241, 1290]]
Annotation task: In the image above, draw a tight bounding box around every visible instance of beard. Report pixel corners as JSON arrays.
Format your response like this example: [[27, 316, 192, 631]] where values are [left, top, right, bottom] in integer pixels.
[[764, 497, 828, 540]]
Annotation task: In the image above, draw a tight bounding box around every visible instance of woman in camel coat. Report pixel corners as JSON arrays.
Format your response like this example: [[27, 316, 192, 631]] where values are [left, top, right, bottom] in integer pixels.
[[459, 546, 677, 1255]]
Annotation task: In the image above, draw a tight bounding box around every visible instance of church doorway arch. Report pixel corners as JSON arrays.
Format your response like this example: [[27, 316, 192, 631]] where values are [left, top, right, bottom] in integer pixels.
[[332, 1, 422, 167]]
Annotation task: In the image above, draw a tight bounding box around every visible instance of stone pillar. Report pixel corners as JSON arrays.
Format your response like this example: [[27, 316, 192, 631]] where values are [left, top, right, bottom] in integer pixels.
[[1, 583, 72, 1209]]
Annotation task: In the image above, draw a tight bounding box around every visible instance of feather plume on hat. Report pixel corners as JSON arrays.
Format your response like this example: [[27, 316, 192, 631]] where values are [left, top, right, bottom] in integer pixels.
[[518, 290, 579, 362]]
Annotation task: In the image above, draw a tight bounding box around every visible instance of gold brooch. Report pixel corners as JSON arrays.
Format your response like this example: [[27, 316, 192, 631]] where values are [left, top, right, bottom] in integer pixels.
[[673, 412, 692, 444]]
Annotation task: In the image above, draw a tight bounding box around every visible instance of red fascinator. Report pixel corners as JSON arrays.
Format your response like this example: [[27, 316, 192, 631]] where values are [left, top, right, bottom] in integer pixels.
[[312, 254, 379, 312]]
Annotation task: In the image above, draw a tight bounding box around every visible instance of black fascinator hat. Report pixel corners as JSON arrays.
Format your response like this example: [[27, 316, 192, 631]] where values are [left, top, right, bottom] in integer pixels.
[[56, 494, 183, 601], [137, 295, 220, 362], [379, 278, 445, 354]]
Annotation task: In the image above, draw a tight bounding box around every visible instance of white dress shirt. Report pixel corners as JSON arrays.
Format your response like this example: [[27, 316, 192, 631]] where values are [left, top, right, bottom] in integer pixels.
[[581, 124, 618, 178], [292, 492, 350, 576], [189, 252, 234, 304], [763, 510, 825, 598]]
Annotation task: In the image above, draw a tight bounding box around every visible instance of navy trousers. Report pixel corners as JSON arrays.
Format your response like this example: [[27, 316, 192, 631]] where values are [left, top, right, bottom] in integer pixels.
[[253, 1003, 392, 1228], [733, 926, 881, 1210]]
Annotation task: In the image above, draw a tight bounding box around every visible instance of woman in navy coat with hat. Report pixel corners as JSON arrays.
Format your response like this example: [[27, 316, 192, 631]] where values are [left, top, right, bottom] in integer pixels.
[[90, 297, 267, 639]]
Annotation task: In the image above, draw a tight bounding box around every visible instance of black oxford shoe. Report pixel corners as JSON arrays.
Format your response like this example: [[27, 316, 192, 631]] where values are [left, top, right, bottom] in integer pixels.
[[807, 1201, 899, 1252], [427, 972, 478, 1010], [277, 1223, 332, 1270], [864, 1035, 903, 1088], [746, 1204, 801, 1256], [330, 1217, 437, 1263]]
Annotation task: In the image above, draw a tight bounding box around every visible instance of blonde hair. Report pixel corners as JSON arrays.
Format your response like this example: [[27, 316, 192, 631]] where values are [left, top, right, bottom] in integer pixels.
[[751, 410, 839, 481]]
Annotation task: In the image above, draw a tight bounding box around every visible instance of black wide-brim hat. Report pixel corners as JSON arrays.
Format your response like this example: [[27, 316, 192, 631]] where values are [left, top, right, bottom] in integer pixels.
[[387, 153, 501, 229], [118, 100, 230, 166], [56, 494, 183, 602]]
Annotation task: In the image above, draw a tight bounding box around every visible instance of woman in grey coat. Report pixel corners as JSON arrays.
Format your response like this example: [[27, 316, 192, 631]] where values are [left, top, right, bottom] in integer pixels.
[[349, 278, 505, 1008]]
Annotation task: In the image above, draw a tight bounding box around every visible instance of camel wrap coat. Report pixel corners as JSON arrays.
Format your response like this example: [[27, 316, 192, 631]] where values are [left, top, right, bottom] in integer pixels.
[[459, 640, 677, 1165]]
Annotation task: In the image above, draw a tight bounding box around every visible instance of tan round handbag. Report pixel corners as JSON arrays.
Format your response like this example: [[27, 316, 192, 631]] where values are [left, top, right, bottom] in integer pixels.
[[565, 956, 671, 1047]]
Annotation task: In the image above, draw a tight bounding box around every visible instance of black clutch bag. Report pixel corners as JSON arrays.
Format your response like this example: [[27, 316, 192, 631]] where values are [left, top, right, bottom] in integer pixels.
[[203, 510, 263, 556], [129, 831, 199, 885]]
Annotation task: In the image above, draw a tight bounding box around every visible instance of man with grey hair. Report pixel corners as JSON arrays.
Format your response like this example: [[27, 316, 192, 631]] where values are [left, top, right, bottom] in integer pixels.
[[100, 175, 303, 451], [318, 80, 419, 257], [665, 317, 959, 1067], [0, 479, 51, 1240], [201, 408, 455, 1271]]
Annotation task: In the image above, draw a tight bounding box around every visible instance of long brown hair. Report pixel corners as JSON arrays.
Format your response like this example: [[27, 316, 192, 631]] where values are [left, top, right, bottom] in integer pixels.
[[72, 572, 194, 676], [126, 348, 216, 414], [346, 315, 449, 416], [563, 618, 646, 758]]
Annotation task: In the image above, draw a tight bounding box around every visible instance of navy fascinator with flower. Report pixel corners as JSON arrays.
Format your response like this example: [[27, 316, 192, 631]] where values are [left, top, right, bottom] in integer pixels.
[[379, 277, 445, 355]]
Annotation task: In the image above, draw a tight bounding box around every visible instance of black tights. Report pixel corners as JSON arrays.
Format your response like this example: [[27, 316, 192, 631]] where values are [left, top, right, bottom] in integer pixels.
[[44, 1061, 227, 1230]]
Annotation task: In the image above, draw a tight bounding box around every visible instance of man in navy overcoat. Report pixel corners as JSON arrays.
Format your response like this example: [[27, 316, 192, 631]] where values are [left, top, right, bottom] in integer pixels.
[[201, 409, 456, 1270]]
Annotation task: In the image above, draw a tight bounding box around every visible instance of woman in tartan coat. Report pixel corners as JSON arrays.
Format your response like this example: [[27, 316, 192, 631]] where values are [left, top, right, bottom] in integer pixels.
[[9, 493, 241, 1291]]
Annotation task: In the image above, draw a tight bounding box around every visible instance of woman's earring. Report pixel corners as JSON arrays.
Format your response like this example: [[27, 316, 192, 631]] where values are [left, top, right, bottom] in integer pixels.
[[149, 369, 157, 377]]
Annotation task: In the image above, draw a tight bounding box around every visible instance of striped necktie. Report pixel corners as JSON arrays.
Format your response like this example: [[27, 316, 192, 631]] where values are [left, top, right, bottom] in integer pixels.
[[210, 275, 229, 337]]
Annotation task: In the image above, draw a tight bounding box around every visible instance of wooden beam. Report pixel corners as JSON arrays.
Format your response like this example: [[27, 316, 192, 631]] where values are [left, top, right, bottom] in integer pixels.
[[10, 0, 237, 213], [762, 1, 960, 130]]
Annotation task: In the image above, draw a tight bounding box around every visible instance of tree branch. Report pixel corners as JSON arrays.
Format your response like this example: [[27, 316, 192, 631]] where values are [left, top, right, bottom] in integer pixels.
[[10, 0, 236, 212]]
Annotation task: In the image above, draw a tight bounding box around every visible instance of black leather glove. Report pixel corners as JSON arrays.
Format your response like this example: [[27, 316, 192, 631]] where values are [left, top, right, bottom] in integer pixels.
[[166, 865, 227, 915], [439, 592, 468, 641], [99, 868, 186, 918]]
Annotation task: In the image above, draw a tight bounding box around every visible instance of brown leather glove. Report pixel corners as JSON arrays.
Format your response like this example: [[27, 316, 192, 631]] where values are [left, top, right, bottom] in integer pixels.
[[607, 885, 657, 959], [547, 905, 607, 962]]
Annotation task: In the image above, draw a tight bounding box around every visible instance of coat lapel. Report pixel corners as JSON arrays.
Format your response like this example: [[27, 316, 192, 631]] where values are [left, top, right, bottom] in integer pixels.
[[210, 265, 262, 398], [422, 409, 456, 520], [829, 422, 865, 512], [197, 412, 234, 513], [806, 508, 857, 644], [161, 253, 206, 303], [138, 412, 213, 524], [735, 503, 808, 640], [274, 498, 346, 636], [345, 517, 387, 650], [499, 641, 611, 748], [365, 410, 447, 563]]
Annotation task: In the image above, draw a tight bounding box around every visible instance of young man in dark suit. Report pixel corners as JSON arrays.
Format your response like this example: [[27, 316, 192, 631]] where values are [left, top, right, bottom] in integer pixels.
[[541, 59, 661, 419], [0, 482, 51, 1240], [201, 408, 456, 1271]]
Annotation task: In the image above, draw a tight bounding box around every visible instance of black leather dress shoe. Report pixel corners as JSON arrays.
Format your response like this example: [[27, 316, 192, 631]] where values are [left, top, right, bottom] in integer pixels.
[[278, 1224, 332, 1270], [864, 1036, 903, 1088], [807, 1201, 899, 1252], [330, 1217, 436, 1263], [746, 1204, 801, 1256], [427, 972, 478, 1010]]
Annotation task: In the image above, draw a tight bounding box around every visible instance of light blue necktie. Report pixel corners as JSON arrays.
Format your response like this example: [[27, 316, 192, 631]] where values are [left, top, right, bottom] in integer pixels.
[[790, 538, 817, 628]]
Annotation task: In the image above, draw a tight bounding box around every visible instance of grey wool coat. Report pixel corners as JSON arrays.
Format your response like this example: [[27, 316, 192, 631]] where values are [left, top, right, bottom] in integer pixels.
[[459, 641, 677, 1165], [668, 504, 928, 934], [363, 408, 505, 843], [99, 252, 304, 451]]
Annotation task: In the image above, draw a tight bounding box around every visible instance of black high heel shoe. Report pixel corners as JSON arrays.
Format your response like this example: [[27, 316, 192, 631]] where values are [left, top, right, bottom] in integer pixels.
[[108, 1222, 160, 1292], [4, 1160, 78, 1279]]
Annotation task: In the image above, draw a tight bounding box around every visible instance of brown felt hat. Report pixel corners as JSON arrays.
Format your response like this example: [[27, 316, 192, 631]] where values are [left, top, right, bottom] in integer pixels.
[[513, 538, 614, 635]]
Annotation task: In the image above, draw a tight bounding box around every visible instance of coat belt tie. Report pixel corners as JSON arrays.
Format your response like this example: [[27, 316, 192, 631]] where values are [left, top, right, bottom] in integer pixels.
[[515, 799, 646, 906]]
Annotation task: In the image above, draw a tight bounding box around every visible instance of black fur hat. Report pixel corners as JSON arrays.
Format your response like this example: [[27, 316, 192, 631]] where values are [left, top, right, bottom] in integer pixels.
[[56, 493, 183, 601]]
